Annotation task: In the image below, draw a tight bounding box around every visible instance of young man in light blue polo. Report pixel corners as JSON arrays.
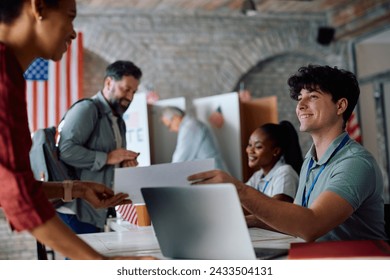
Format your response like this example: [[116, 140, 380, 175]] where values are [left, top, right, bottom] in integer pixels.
[[189, 65, 387, 241]]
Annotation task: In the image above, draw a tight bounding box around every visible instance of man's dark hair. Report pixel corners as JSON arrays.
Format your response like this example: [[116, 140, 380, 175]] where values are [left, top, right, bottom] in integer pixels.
[[0, 0, 60, 24], [287, 64, 360, 126], [104, 60, 142, 82]]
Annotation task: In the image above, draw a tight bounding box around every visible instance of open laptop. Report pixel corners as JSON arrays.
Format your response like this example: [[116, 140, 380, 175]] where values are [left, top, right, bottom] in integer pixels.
[[141, 183, 288, 260]]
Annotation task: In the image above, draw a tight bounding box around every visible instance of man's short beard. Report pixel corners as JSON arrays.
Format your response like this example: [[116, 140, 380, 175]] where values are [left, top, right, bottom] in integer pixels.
[[110, 98, 130, 116]]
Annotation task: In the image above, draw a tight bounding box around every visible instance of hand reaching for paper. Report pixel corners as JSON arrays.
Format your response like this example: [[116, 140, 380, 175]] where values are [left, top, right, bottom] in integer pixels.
[[187, 169, 241, 185]]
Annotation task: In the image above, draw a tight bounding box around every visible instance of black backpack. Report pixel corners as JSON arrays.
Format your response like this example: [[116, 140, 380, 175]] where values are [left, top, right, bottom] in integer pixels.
[[29, 98, 101, 183]]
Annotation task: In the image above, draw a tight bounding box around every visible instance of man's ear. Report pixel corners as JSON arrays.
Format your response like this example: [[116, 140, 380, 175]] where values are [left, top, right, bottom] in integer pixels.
[[337, 98, 348, 115], [104, 76, 114, 91]]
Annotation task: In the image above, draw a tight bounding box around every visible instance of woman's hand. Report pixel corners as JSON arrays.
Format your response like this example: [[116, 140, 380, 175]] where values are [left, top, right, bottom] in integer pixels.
[[73, 181, 132, 208]]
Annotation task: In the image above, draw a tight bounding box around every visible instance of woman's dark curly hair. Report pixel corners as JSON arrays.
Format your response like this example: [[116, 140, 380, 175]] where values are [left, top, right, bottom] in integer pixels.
[[0, 0, 61, 24], [287, 65, 360, 126]]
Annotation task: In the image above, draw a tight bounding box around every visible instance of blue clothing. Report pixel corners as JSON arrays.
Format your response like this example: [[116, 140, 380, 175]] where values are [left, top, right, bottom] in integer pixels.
[[172, 115, 228, 172], [294, 132, 387, 241], [57, 212, 101, 234], [58, 91, 126, 230], [246, 157, 298, 199]]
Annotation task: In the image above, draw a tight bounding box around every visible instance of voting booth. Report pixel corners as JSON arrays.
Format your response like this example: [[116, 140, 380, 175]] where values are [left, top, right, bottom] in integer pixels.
[[193, 93, 278, 181], [192, 92, 242, 179], [142, 92, 278, 181], [121, 92, 277, 231], [240, 95, 278, 181], [123, 92, 151, 167], [148, 97, 186, 164], [124, 92, 278, 181]]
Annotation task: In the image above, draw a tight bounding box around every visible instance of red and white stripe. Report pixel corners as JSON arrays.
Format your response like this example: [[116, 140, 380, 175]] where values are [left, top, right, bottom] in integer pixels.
[[26, 32, 84, 133], [116, 204, 138, 225], [346, 110, 362, 143]]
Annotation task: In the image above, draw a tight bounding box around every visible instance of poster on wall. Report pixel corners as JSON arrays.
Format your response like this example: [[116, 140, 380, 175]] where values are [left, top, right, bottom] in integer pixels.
[[123, 92, 151, 166], [149, 97, 186, 164], [193, 92, 242, 180]]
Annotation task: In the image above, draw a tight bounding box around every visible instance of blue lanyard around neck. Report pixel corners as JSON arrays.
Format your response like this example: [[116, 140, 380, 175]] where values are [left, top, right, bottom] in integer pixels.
[[301, 134, 350, 207], [262, 180, 270, 193]]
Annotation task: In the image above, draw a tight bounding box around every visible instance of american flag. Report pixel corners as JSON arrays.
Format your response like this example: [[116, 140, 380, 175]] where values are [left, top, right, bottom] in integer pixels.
[[346, 110, 362, 143], [24, 32, 84, 133], [116, 204, 138, 225]]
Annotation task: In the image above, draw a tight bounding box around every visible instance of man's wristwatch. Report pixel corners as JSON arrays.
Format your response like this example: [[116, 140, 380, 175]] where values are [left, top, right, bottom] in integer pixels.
[[62, 180, 74, 202]]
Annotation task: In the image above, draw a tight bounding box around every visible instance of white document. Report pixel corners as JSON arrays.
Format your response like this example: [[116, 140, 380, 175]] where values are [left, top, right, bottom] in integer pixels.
[[114, 159, 215, 204]]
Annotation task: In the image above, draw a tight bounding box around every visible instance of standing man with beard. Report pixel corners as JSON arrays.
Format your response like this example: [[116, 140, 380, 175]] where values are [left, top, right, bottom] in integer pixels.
[[58, 60, 142, 234]]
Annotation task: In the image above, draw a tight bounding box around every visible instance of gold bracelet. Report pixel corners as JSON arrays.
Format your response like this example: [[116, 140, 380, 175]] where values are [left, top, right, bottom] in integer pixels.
[[62, 180, 73, 202]]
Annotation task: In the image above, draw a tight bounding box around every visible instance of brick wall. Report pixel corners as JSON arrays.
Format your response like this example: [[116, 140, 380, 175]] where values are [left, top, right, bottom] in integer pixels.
[[76, 11, 343, 101], [0, 210, 37, 260], [78, 11, 347, 153]]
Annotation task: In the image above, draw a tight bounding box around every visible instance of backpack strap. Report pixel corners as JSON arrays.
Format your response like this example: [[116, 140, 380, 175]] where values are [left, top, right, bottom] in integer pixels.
[[30, 128, 50, 181], [89, 97, 103, 119], [60, 98, 101, 123], [83, 98, 103, 146], [57, 98, 102, 146]]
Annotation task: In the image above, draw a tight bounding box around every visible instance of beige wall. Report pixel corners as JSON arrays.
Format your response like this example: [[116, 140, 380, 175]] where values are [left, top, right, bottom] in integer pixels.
[[356, 43, 390, 78], [358, 84, 379, 159]]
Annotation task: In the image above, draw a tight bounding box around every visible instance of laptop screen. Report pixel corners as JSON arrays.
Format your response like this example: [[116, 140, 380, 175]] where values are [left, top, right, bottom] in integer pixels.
[[141, 183, 257, 260]]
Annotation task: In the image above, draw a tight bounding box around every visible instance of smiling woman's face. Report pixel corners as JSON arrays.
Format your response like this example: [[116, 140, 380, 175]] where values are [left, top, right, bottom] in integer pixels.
[[246, 128, 279, 171], [35, 0, 77, 61]]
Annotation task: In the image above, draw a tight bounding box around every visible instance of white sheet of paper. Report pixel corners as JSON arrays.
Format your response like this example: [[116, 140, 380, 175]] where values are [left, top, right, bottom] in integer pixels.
[[114, 159, 215, 204]]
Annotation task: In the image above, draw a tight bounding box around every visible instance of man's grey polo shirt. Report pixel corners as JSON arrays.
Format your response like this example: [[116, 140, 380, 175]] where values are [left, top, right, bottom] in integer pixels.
[[294, 132, 386, 241]]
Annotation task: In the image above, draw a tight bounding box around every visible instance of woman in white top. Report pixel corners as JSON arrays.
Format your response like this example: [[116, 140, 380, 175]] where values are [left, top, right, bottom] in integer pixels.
[[243, 121, 303, 228], [246, 120, 303, 203]]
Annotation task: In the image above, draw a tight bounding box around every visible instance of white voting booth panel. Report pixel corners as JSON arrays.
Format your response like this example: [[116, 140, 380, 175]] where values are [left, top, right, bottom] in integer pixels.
[[193, 92, 242, 180], [149, 97, 186, 164], [123, 92, 151, 166]]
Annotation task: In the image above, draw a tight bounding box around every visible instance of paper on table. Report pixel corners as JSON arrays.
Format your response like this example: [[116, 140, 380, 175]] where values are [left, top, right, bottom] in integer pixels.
[[114, 159, 215, 204], [78, 229, 161, 257], [249, 228, 303, 250]]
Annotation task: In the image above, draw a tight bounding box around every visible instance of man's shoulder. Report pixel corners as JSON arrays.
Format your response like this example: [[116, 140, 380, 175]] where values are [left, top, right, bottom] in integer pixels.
[[68, 97, 102, 116], [182, 115, 206, 129], [345, 140, 374, 159], [334, 140, 379, 173]]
